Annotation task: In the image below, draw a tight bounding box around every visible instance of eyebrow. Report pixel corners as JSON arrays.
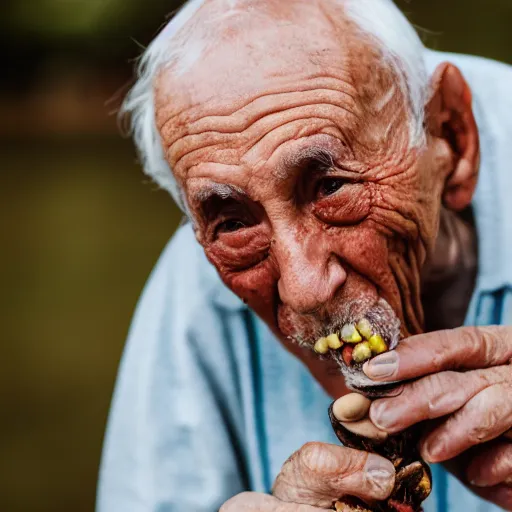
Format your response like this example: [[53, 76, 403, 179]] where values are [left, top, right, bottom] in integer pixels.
[[192, 183, 246, 203], [191, 146, 338, 219], [277, 146, 335, 180], [287, 146, 334, 169], [192, 183, 248, 221]]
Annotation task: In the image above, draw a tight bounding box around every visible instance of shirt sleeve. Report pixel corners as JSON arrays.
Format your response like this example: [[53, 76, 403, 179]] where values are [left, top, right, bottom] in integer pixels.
[[96, 225, 249, 512]]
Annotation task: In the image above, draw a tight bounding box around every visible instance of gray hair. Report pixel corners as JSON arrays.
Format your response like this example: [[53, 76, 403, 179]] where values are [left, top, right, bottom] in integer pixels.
[[121, 0, 427, 211]]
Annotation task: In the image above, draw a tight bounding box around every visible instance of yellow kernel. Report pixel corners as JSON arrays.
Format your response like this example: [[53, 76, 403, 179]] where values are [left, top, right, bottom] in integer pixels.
[[314, 337, 329, 354], [356, 318, 373, 340], [326, 333, 343, 350], [352, 341, 372, 363], [340, 324, 363, 343], [368, 334, 388, 355]]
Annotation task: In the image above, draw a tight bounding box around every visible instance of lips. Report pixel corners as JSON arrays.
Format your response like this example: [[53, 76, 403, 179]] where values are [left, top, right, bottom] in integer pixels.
[[314, 320, 389, 361], [307, 298, 401, 392]]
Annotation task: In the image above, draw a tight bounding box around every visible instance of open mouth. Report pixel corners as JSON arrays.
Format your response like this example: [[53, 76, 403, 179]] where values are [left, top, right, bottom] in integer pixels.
[[309, 298, 401, 392]]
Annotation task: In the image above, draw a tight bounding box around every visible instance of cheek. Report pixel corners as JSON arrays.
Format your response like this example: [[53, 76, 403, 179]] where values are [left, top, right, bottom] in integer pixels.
[[372, 156, 445, 249], [228, 261, 280, 328], [206, 227, 270, 271], [313, 184, 371, 225], [333, 224, 394, 288], [328, 223, 406, 318], [205, 240, 279, 325], [229, 263, 277, 308]]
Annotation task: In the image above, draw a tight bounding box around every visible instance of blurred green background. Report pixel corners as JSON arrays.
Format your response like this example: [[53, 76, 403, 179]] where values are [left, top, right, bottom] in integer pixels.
[[1, 1, 511, 511]]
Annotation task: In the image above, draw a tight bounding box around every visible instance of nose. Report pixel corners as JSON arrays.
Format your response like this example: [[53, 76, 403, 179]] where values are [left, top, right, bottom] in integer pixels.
[[275, 232, 347, 314]]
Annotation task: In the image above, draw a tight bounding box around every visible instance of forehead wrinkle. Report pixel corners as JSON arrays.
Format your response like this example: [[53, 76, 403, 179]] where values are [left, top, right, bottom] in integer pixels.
[[158, 72, 358, 127], [157, 74, 357, 150], [168, 99, 358, 171], [168, 112, 351, 174]]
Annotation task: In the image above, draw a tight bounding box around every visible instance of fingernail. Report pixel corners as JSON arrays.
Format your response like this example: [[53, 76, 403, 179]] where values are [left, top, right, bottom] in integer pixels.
[[363, 351, 398, 379], [364, 454, 395, 498], [370, 401, 397, 430], [421, 436, 444, 463]]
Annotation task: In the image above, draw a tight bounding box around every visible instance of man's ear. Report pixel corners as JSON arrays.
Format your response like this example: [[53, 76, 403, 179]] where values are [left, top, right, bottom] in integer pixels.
[[426, 63, 480, 212]]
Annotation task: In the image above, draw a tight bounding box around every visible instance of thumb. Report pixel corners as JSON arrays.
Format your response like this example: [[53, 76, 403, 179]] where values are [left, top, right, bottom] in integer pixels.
[[272, 442, 395, 508]]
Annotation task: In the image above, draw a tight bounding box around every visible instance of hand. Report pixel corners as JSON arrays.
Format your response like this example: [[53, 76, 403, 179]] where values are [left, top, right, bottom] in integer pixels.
[[220, 442, 395, 510], [362, 325, 512, 509]]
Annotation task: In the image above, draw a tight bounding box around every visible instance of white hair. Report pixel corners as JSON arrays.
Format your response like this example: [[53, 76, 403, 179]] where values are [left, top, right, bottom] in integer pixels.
[[121, 0, 427, 211]]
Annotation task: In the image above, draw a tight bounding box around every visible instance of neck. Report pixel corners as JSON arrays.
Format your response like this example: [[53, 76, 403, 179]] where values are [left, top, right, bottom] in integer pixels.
[[421, 207, 478, 331]]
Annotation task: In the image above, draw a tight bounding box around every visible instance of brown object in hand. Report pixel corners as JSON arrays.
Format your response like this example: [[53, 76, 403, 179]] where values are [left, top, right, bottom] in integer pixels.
[[329, 404, 432, 512], [334, 496, 374, 512]]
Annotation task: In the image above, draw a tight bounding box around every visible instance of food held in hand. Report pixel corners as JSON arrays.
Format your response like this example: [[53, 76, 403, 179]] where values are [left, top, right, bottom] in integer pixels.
[[329, 399, 432, 512]]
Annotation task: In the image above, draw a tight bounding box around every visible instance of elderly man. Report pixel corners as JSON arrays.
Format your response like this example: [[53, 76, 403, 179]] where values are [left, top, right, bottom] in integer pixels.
[[97, 0, 512, 511]]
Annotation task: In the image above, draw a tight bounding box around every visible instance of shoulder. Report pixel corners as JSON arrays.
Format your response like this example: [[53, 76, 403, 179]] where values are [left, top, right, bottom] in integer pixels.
[[97, 224, 251, 510]]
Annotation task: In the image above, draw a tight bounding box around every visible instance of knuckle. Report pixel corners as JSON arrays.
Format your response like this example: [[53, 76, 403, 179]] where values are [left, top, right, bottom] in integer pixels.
[[478, 328, 501, 366], [430, 329, 454, 371], [451, 326, 506, 368], [299, 441, 328, 472], [299, 442, 357, 477], [423, 372, 454, 417], [463, 325, 512, 367], [467, 390, 502, 443], [458, 326, 484, 366], [467, 423, 492, 444]]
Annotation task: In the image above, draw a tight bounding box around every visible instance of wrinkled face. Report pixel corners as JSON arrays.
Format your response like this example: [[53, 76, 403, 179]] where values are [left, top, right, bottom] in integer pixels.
[[154, 4, 452, 357]]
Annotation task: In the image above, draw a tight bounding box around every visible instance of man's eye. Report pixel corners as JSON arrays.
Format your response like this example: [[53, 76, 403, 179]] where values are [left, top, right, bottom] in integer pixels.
[[316, 177, 346, 198], [216, 219, 246, 234]]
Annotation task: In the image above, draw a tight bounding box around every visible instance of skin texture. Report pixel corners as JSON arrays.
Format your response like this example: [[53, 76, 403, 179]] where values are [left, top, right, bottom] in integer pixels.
[[151, 0, 512, 509], [364, 326, 512, 509], [155, 1, 464, 394]]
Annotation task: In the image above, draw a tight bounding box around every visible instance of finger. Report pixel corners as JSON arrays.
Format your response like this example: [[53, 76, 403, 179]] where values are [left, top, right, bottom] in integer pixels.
[[369, 367, 510, 433], [220, 492, 323, 512], [469, 484, 512, 511], [272, 442, 395, 508], [363, 326, 512, 382], [466, 440, 512, 487], [420, 383, 512, 462]]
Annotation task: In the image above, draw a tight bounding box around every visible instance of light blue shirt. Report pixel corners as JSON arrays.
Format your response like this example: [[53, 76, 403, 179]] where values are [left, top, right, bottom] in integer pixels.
[[97, 51, 512, 512]]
